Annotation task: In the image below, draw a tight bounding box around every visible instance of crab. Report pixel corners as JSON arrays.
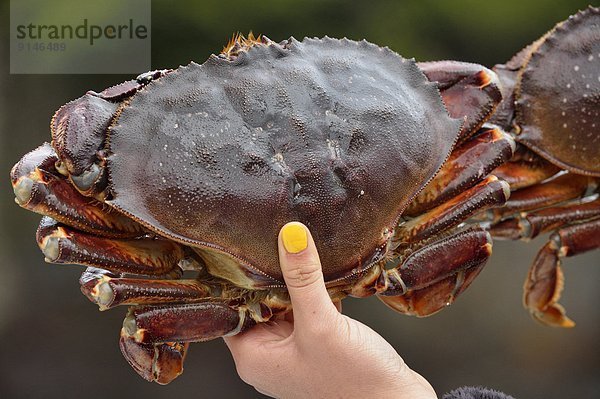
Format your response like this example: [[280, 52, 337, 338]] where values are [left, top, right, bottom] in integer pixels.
[[8, 8, 595, 384], [10, 33, 513, 383], [484, 6, 600, 328]]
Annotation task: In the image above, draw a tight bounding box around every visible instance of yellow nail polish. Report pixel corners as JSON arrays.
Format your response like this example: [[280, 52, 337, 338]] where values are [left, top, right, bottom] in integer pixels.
[[281, 223, 308, 254]]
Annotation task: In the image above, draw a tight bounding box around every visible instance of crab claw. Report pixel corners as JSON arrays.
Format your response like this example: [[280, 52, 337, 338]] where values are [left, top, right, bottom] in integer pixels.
[[50, 93, 118, 194], [119, 328, 189, 384]]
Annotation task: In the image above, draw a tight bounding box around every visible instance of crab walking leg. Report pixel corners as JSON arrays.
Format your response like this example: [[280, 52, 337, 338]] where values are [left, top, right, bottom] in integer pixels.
[[405, 127, 515, 215], [80, 272, 213, 310], [418, 61, 502, 142], [523, 217, 600, 328], [119, 334, 189, 385], [118, 291, 276, 384], [395, 175, 510, 246], [491, 145, 561, 191], [377, 227, 492, 316], [490, 198, 600, 240], [122, 302, 254, 344], [10, 143, 143, 238], [36, 216, 185, 276], [491, 173, 596, 220]]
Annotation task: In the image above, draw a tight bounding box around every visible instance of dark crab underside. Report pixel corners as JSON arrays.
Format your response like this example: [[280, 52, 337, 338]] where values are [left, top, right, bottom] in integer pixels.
[[106, 37, 461, 282]]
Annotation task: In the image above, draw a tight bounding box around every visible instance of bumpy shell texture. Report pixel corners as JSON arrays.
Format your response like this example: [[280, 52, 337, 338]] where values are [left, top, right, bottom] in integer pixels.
[[107, 37, 461, 283]]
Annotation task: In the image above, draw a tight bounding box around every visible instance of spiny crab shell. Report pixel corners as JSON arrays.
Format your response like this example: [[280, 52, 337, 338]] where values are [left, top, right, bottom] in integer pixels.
[[95, 37, 460, 286]]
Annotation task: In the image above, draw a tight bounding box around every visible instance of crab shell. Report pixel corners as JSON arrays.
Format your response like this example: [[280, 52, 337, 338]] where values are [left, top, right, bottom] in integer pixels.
[[90, 37, 462, 287], [492, 6, 600, 176]]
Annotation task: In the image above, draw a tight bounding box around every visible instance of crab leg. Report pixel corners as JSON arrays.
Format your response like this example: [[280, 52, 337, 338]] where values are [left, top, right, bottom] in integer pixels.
[[490, 198, 600, 240], [407, 127, 514, 214], [377, 227, 492, 316], [418, 61, 502, 142], [10, 143, 143, 237], [118, 296, 267, 383], [523, 217, 600, 328], [491, 173, 595, 220], [405, 127, 514, 215], [36, 216, 185, 276], [122, 302, 253, 344], [492, 145, 561, 191], [395, 175, 510, 245], [80, 272, 213, 310]]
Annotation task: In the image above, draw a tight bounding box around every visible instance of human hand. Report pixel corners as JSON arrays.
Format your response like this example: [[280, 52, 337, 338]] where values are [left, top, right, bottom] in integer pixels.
[[224, 222, 437, 399]]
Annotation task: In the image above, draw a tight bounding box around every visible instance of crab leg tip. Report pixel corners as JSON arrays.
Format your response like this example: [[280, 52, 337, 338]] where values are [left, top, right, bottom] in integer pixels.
[[13, 176, 34, 205], [40, 236, 60, 262], [94, 280, 114, 308], [494, 128, 517, 153], [123, 313, 138, 337], [499, 179, 512, 201]]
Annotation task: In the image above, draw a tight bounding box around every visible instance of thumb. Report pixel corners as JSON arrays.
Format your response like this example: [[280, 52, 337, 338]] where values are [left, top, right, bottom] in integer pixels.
[[278, 222, 338, 330]]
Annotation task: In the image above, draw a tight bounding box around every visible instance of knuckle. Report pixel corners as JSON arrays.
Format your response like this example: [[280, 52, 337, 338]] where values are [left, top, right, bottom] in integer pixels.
[[284, 260, 323, 289]]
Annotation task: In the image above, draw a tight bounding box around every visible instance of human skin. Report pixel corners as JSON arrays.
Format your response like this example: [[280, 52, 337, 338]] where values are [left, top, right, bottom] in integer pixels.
[[224, 222, 438, 399]]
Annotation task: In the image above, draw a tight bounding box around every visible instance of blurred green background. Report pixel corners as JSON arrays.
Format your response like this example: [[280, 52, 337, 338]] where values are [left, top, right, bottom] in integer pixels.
[[1, 0, 599, 398]]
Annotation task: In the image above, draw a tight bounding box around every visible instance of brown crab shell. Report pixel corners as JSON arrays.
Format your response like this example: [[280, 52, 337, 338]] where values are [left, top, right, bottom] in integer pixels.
[[515, 6, 600, 176], [105, 37, 461, 285]]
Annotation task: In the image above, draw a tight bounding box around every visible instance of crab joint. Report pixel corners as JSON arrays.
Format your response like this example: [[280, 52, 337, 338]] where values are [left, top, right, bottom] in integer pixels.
[[40, 236, 60, 262], [13, 176, 34, 205], [93, 278, 115, 309], [36, 219, 70, 262], [475, 69, 494, 88], [11, 164, 47, 207], [123, 312, 147, 342]]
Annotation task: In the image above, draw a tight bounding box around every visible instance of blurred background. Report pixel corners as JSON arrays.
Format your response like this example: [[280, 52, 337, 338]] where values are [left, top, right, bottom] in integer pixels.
[[1, 0, 598, 398]]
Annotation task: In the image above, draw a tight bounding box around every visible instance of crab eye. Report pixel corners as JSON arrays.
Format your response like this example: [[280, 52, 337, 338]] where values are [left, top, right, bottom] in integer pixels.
[[70, 163, 101, 192]]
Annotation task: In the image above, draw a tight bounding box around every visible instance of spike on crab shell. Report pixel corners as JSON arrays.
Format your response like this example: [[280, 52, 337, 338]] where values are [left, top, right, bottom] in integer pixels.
[[221, 31, 268, 59]]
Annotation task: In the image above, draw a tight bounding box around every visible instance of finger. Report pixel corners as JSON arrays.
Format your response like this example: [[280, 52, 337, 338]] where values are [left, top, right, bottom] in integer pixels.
[[278, 222, 338, 330]]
